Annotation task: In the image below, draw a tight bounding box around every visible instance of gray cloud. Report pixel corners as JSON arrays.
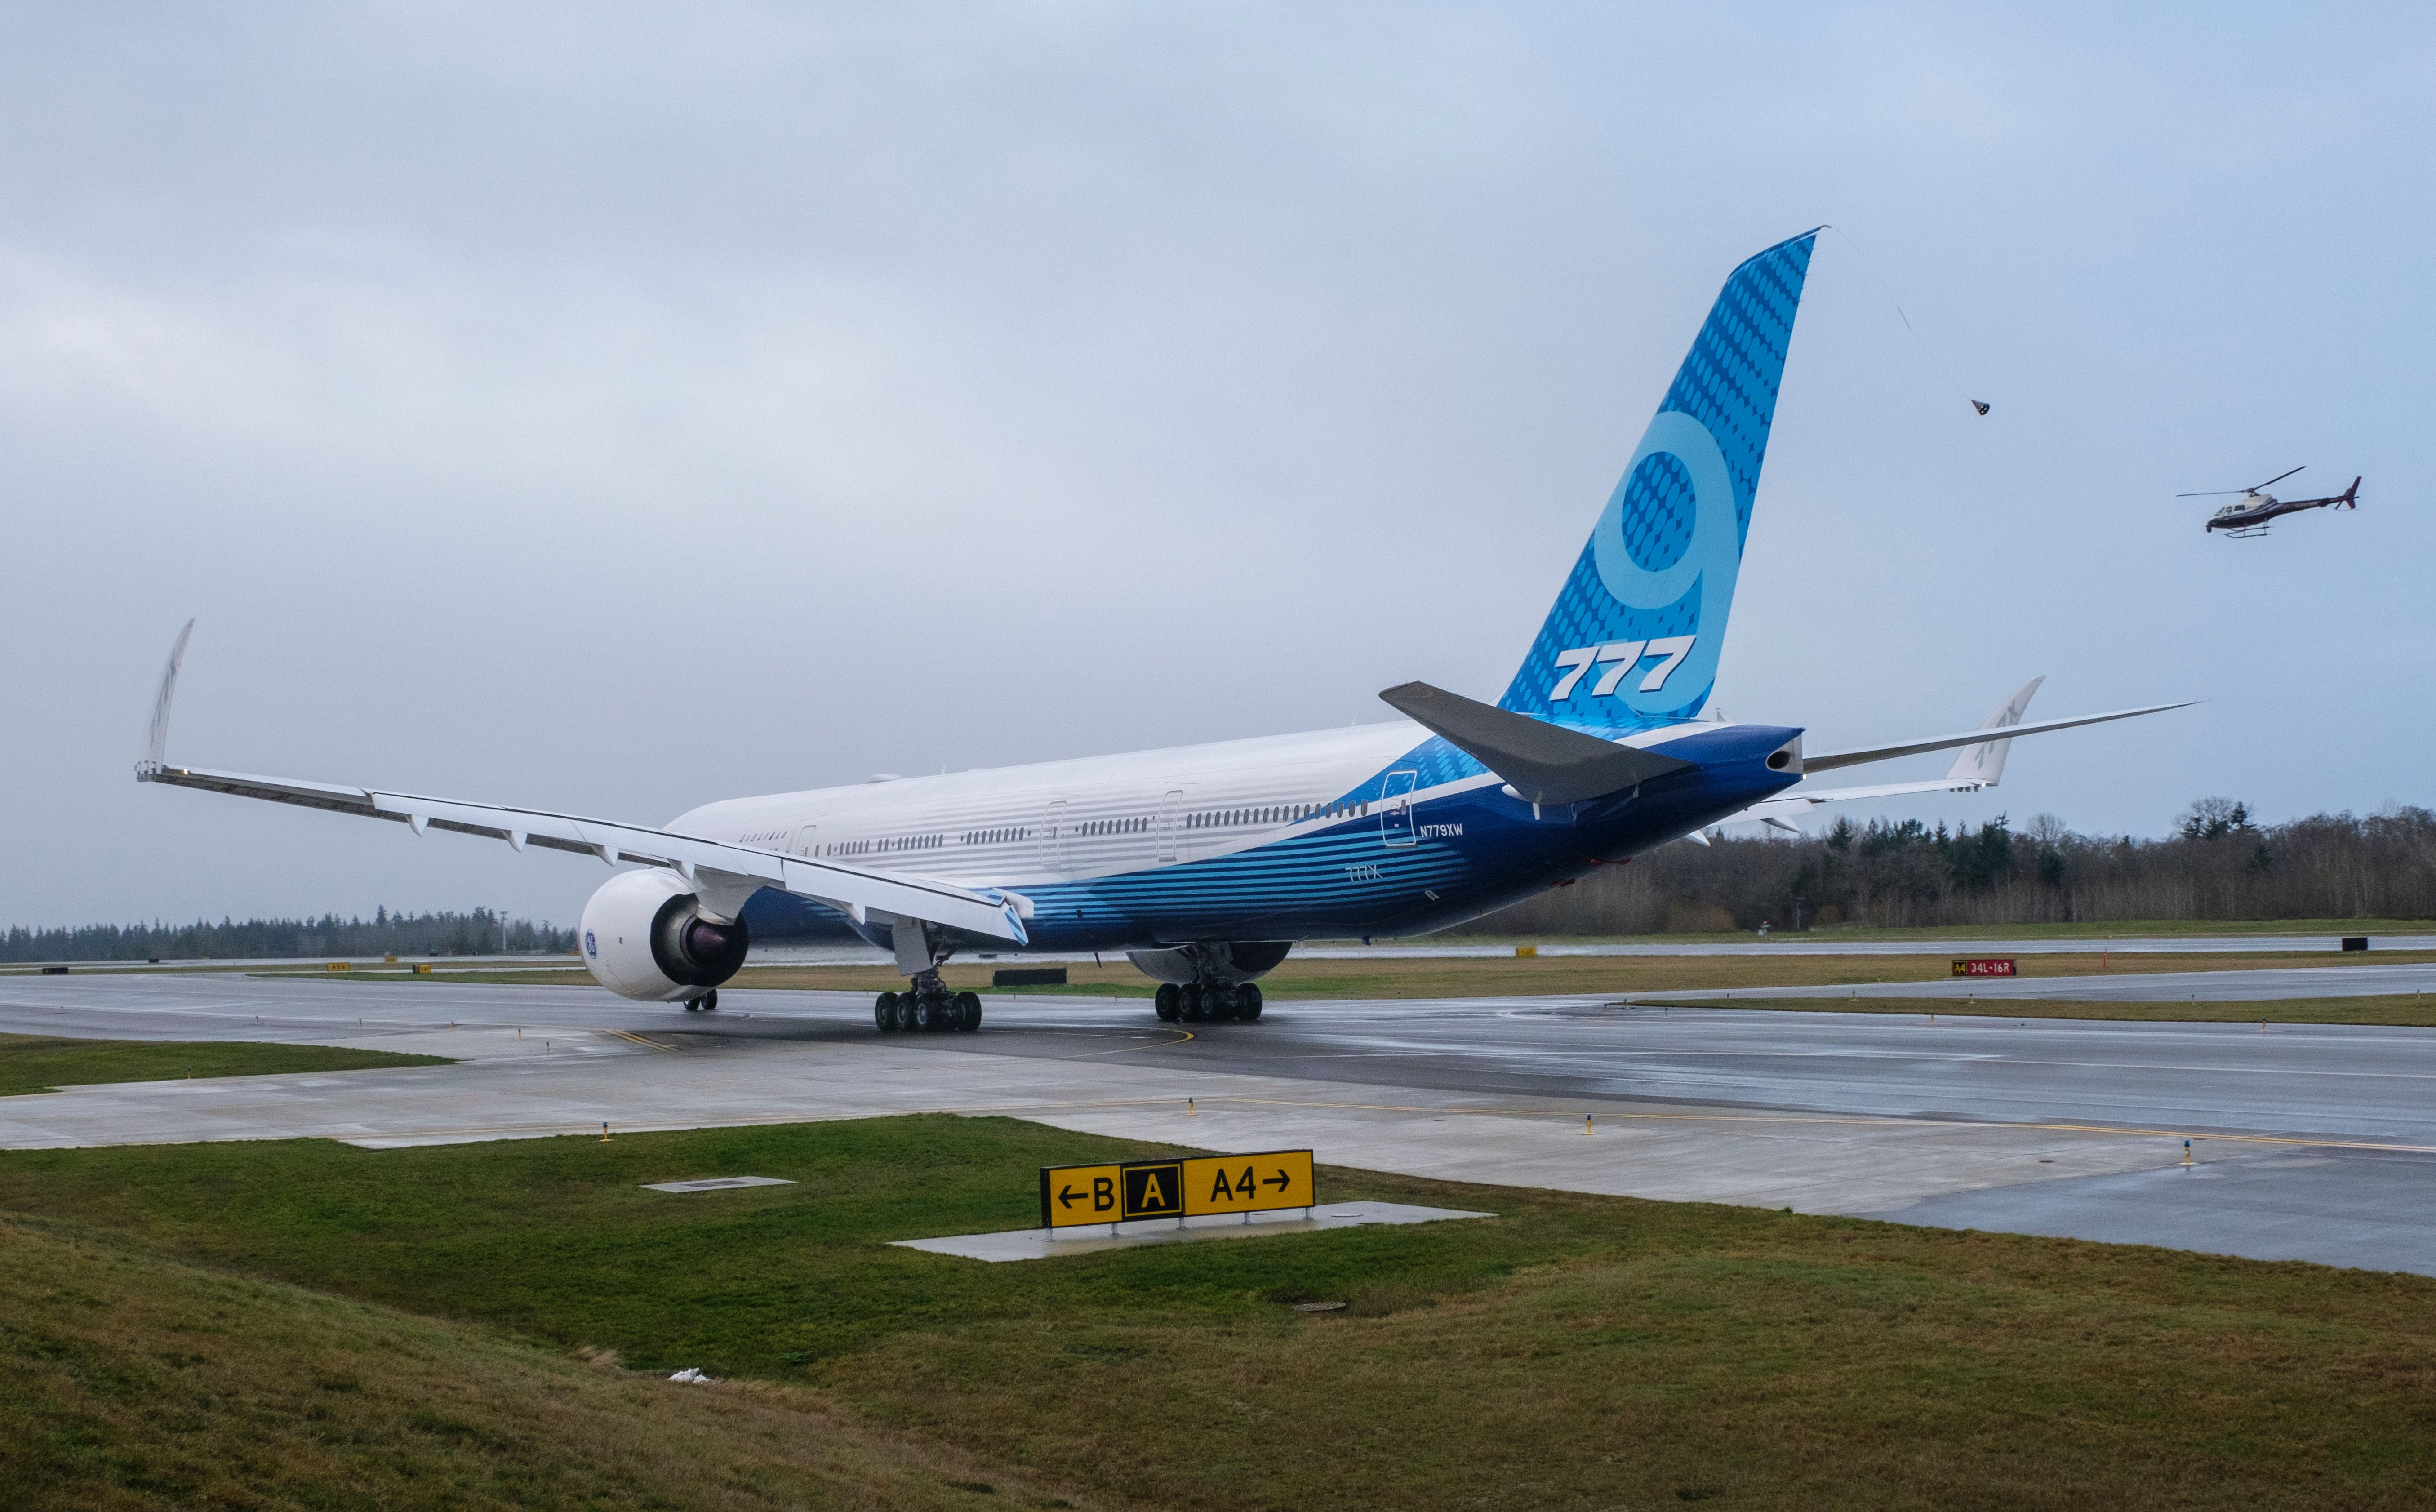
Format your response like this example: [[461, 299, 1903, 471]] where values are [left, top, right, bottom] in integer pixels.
[[3, 3, 2431, 928]]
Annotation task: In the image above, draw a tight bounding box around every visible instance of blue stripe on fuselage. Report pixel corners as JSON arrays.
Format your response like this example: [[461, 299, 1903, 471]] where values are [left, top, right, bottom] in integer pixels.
[[996, 722, 1799, 949]]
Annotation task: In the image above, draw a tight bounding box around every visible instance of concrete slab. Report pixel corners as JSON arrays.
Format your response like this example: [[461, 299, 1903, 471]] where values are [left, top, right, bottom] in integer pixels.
[[641, 1176, 796, 1193], [1858, 1144, 2436, 1275], [894, 1201, 1493, 1262]]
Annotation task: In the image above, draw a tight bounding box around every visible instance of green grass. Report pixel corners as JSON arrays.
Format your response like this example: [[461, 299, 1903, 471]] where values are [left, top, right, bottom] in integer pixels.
[[0, 1033, 449, 1098], [5, 1116, 2436, 1509], [0, 1216, 1100, 1511], [1649, 995, 2436, 1026]]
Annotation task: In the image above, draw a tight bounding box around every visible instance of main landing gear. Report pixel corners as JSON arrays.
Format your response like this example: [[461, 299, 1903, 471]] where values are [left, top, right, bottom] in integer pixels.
[[1154, 980, 1264, 1025], [874, 972, 982, 1034], [682, 990, 719, 1013]]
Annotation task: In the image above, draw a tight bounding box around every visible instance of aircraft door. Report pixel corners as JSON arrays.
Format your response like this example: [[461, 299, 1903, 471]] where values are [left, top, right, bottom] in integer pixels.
[[1042, 800, 1068, 877], [1380, 770, 1418, 848], [788, 825, 817, 858], [1158, 790, 1183, 864]]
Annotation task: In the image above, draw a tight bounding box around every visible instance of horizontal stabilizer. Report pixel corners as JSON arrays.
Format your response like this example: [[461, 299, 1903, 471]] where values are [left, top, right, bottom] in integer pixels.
[[1378, 681, 1692, 805], [1803, 700, 2192, 774]]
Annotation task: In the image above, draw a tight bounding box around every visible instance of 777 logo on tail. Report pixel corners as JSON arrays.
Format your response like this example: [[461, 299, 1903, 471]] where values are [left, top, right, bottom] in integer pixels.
[[1548, 636, 1696, 701]]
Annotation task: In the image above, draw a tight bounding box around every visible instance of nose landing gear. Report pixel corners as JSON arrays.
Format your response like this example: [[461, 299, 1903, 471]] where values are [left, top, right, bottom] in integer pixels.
[[874, 974, 982, 1033], [682, 990, 720, 1013]]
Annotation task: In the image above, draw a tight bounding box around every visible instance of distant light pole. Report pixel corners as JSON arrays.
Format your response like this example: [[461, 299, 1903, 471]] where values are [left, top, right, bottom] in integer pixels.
[[498, 907, 509, 956]]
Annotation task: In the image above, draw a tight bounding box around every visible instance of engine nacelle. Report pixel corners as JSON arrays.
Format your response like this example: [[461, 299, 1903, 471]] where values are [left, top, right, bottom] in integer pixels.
[[579, 869, 751, 1002]]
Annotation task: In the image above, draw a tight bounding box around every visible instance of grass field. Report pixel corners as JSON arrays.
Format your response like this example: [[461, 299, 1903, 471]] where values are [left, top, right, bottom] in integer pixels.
[[0, 1215, 1094, 1512], [0, 1033, 449, 1098], [4, 1116, 2435, 1510]]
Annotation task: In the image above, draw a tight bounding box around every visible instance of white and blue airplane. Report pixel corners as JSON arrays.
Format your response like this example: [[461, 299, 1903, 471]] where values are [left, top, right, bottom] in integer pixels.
[[136, 230, 2184, 1031]]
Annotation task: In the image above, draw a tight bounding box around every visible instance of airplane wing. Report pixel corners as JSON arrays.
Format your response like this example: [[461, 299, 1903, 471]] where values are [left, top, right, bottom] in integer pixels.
[[131, 627, 1030, 944], [1720, 774, 2002, 834], [136, 761, 1033, 944], [1800, 698, 2191, 773], [1709, 676, 2159, 835]]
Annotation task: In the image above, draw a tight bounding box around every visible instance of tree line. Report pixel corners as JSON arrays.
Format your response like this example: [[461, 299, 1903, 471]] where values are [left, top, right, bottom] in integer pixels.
[[15, 800, 2430, 956], [1, 907, 575, 963], [1464, 801, 2436, 934]]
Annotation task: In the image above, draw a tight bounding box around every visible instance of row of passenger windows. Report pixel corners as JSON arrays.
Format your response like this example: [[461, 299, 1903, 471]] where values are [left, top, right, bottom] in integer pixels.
[[828, 801, 1364, 856], [827, 834, 942, 857], [1189, 800, 1363, 830]]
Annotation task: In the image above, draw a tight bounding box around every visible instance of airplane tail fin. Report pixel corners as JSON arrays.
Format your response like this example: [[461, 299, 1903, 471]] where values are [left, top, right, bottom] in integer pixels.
[[1946, 676, 2043, 787], [1498, 230, 1818, 726]]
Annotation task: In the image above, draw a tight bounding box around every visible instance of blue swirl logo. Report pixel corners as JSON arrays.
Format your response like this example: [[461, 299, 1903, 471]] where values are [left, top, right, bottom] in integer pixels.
[[1587, 411, 1740, 714]]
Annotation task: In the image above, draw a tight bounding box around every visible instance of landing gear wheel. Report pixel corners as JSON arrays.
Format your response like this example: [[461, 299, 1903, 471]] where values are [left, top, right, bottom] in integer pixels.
[[1202, 983, 1234, 1021], [955, 991, 982, 1032], [1155, 983, 1182, 1023], [701, 990, 718, 1012], [891, 995, 918, 1032], [1236, 983, 1263, 1022], [1180, 983, 1207, 1023], [683, 997, 702, 1013], [875, 992, 899, 1032], [911, 995, 935, 1032]]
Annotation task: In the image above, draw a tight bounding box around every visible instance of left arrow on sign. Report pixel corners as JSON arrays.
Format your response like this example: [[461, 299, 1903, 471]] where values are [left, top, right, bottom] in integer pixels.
[[1058, 1185, 1085, 1208]]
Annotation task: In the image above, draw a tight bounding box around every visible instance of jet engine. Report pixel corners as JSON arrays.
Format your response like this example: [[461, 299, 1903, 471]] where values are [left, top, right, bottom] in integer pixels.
[[578, 868, 751, 1005]]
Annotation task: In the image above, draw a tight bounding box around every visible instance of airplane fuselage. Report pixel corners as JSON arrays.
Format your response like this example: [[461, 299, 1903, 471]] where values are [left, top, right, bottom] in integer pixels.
[[673, 717, 1800, 952]]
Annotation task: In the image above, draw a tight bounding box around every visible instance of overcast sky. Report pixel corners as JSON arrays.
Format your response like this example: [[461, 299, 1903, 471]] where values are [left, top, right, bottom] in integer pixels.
[[4, 4, 2430, 930]]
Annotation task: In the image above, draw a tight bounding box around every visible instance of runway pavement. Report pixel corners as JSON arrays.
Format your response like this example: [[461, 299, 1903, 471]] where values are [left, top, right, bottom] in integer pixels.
[[12, 933, 2424, 979], [4, 971, 2436, 1275], [1639, 960, 2436, 1002]]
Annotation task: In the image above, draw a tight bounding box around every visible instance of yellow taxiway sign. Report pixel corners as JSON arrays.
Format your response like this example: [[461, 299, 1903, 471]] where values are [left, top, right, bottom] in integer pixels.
[[1039, 1149, 1315, 1229]]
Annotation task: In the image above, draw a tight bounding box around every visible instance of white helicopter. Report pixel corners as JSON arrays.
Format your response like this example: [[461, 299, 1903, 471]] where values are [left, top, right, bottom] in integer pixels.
[[2180, 466, 2360, 538]]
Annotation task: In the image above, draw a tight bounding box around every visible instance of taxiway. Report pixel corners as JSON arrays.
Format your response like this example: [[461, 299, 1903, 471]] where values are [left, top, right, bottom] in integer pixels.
[[4, 971, 2433, 1276]]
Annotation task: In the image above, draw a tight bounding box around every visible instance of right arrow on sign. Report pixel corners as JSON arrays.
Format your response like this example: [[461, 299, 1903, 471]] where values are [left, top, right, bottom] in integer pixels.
[[1263, 1169, 1292, 1191]]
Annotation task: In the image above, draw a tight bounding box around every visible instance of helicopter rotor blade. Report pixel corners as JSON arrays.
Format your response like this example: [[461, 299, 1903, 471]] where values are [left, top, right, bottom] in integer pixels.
[[2176, 489, 2248, 497], [2252, 465, 2305, 491]]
